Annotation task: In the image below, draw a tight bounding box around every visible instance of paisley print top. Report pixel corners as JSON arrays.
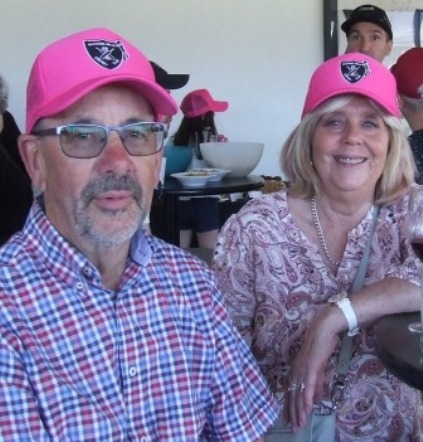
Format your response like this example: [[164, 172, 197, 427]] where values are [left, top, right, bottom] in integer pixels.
[[214, 190, 423, 441]]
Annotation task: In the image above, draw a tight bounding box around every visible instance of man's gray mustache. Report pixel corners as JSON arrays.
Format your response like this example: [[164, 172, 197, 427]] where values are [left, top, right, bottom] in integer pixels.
[[81, 175, 143, 204]]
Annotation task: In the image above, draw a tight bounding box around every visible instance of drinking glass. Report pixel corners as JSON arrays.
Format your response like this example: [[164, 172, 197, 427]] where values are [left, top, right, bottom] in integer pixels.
[[407, 187, 423, 333]]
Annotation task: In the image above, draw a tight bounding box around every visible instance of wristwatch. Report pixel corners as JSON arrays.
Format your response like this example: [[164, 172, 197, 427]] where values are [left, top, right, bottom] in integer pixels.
[[328, 291, 360, 336]]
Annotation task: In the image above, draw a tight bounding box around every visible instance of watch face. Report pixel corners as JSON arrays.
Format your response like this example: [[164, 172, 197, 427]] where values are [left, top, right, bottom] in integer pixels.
[[328, 290, 348, 303]]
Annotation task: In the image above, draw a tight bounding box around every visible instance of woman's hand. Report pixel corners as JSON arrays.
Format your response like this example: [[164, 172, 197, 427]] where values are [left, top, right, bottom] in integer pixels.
[[287, 306, 342, 431]]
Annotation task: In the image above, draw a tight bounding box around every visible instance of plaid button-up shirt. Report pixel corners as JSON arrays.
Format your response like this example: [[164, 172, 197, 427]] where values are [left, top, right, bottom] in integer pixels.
[[0, 202, 278, 441]]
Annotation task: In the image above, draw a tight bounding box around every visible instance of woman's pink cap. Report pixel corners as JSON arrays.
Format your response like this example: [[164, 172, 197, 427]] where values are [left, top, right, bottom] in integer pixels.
[[301, 53, 400, 118], [25, 27, 178, 133], [180, 89, 228, 118]]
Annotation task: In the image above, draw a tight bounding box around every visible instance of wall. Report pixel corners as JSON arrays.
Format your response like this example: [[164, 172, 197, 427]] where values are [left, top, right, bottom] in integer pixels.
[[0, 0, 323, 177]]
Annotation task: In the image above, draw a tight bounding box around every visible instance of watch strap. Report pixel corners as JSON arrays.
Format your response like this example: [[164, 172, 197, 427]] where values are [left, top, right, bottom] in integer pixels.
[[336, 297, 359, 336]]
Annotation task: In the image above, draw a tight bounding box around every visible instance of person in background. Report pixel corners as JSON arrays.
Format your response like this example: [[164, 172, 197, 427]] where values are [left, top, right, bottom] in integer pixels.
[[0, 108, 27, 173], [0, 27, 278, 440], [144, 61, 190, 234], [0, 74, 33, 244], [342, 4, 393, 63], [391, 47, 423, 184], [172, 88, 228, 249], [213, 53, 423, 440], [150, 60, 190, 94]]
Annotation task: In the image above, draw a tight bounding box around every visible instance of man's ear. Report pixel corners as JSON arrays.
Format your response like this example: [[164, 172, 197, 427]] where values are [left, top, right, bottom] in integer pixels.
[[18, 134, 46, 193]]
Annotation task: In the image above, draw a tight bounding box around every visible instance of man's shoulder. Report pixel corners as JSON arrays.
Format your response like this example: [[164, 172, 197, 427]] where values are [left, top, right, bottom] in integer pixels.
[[148, 238, 220, 304], [0, 234, 29, 266]]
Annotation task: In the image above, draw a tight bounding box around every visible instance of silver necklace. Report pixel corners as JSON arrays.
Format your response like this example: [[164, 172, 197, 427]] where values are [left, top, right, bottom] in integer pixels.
[[311, 197, 340, 266]]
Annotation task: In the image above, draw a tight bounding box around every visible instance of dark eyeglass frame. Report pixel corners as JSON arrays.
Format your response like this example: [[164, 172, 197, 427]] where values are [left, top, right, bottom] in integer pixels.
[[32, 122, 168, 159]]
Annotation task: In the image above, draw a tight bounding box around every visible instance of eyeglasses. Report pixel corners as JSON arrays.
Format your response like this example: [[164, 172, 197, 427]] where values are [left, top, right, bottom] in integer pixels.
[[32, 122, 168, 159]]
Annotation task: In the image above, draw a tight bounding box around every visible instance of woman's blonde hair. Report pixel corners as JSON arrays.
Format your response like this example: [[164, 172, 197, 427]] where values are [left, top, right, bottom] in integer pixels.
[[280, 95, 415, 205]]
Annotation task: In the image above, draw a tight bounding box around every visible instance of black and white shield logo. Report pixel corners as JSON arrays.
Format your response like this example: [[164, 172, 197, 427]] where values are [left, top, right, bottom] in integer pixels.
[[84, 39, 129, 69], [341, 61, 370, 84]]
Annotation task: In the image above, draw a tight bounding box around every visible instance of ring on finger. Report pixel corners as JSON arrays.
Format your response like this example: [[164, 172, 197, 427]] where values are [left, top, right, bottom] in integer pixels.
[[288, 381, 306, 392]]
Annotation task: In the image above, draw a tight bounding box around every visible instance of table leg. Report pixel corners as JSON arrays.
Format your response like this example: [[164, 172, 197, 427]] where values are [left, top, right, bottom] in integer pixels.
[[162, 194, 180, 246]]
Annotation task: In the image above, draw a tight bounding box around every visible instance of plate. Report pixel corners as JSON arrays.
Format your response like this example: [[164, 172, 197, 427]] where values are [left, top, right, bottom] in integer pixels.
[[171, 170, 218, 187], [205, 168, 231, 182]]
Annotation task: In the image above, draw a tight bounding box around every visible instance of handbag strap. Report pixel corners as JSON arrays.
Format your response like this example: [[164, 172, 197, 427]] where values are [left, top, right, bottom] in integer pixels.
[[350, 204, 380, 294], [332, 205, 380, 406]]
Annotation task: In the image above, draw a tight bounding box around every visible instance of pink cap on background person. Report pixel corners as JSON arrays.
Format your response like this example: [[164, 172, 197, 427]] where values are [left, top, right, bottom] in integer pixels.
[[301, 52, 400, 118], [391, 48, 423, 99], [180, 89, 228, 118], [25, 27, 178, 133]]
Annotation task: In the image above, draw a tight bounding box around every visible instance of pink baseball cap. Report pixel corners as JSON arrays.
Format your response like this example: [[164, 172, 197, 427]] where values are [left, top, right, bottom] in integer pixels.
[[180, 89, 228, 118], [301, 52, 400, 118], [391, 48, 423, 99], [25, 27, 178, 132]]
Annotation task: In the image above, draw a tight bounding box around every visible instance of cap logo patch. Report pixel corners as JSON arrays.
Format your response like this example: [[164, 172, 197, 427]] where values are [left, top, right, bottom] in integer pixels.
[[341, 60, 371, 83], [84, 39, 129, 69]]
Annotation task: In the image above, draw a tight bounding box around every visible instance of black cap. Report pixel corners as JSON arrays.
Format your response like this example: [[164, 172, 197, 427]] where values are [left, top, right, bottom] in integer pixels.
[[341, 4, 393, 40], [150, 61, 190, 90]]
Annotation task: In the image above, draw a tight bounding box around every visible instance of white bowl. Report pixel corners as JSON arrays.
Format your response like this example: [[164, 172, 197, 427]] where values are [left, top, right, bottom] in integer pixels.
[[171, 170, 218, 187], [200, 142, 264, 177]]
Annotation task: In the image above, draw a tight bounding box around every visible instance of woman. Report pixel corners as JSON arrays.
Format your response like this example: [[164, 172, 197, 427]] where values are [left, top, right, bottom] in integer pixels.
[[172, 88, 228, 249], [213, 53, 423, 441]]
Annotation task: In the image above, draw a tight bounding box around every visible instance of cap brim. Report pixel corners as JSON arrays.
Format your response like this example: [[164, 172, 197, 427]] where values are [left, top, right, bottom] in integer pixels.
[[161, 74, 190, 90], [28, 75, 178, 132], [302, 89, 400, 118], [212, 101, 229, 113], [150, 61, 190, 90]]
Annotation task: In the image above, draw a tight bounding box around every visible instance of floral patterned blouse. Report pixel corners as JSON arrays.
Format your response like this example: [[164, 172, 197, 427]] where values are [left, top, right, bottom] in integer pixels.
[[213, 190, 423, 441]]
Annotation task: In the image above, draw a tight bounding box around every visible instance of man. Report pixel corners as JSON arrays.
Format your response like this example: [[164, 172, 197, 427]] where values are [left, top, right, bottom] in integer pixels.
[[150, 60, 190, 127], [0, 27, 278, 440], [391, 47, 423, 184], [341, 4, 393, 62], [145, 61, 190, 234]]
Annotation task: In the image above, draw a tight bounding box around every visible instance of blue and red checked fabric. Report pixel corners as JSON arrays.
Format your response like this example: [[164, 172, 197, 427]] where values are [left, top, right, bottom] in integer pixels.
[[0, 202, 278, 441]]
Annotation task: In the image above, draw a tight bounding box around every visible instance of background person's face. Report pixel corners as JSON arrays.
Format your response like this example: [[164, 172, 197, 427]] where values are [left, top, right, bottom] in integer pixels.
[[346, 22, 392, 62], [22, 85, 162, 251]]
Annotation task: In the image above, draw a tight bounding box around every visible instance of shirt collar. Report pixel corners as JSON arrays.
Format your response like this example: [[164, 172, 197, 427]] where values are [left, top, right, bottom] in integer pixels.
[[129, 227, 152, 266], [27, 199, 153, 269]]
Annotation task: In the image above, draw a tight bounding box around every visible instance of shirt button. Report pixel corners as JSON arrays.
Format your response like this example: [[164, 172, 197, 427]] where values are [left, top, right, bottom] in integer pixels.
[[82, 266, 92, 277], [129, 366, 137, 377], [140, 437, 149, 442], [76, 282, 84, 290]]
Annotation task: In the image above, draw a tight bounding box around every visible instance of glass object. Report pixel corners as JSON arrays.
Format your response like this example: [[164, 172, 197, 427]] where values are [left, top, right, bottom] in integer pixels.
[[32, 122, 167, 158], [407, 186, 423, 333]]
